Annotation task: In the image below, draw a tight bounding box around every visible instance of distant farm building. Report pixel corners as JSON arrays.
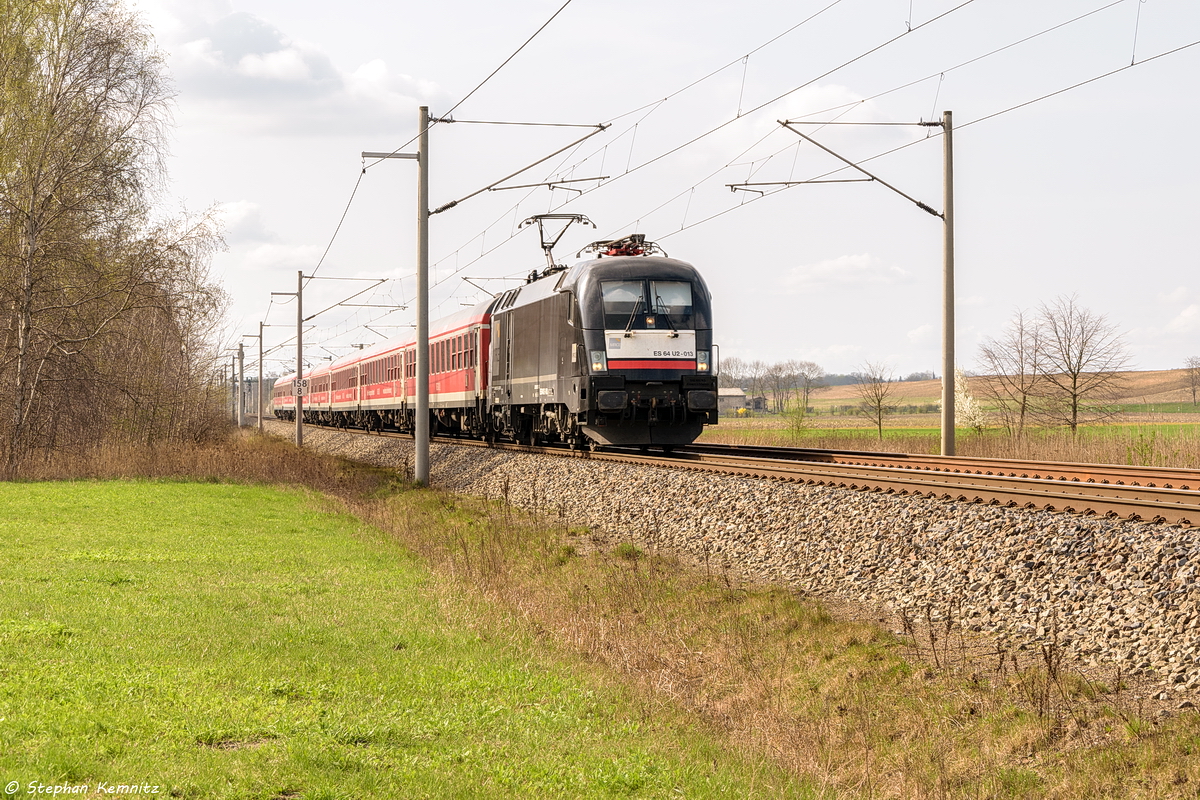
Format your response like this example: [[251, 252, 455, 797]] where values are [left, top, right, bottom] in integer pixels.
[[718, 388, 747, 415]]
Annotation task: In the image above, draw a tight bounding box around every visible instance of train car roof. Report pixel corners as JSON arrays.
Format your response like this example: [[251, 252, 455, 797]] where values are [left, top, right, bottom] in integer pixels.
[[280, 298, 496, 380], [564, 255, 707, 290], [487, 254, 711, 317]]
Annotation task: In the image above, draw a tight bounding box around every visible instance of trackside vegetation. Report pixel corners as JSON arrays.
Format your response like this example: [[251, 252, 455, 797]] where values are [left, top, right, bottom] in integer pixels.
[[6, 434, 1200, 798], [702, 419, 1200, 468]]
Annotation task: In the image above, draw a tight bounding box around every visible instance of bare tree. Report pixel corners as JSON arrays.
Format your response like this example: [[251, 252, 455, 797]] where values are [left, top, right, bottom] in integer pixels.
[[1185, 356, 1200, 407], [764, 361, 793, 413], [978, 300, 1134, 435], [789, 360, 826, 413], [977, 309, 1043, 437], [852, 361, 896, 441], [1034, 295, 1133, 433], [718, 355, 745, 389], [744, 359, 768, 410]]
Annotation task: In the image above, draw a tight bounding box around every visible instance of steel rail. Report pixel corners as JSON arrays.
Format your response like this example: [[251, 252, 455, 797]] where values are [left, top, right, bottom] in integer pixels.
[[673, 442, 1200, 489], [261, 418, 1199, 525], [575, 448, 1200, 526]]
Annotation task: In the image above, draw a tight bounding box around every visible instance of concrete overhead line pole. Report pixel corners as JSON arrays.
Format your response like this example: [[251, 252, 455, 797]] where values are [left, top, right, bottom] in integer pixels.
[[237, 342, 245, 427], [772, 111, 957, 455], [242, 325, 265, 432], [258, 321, 264, 433], [270, 271, 305, 447], [416, 106, 430, 485], [940, 110, 955, 458], [230, 354, 237, 424], [362, 105, 428, 485], [296, 270, 303, 448]]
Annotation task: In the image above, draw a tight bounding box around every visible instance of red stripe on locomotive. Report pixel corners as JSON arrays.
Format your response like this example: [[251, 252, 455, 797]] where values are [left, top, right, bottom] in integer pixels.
[[606, 359, 697, 370]]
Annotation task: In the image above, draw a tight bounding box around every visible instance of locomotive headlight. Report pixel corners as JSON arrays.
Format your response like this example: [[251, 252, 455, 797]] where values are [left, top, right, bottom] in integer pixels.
[[696, 351, 711, 372], [589, 350, 608, 372]]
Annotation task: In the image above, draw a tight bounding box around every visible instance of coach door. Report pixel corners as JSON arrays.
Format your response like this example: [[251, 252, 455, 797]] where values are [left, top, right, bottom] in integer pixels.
[[490, 313, 512, 402]]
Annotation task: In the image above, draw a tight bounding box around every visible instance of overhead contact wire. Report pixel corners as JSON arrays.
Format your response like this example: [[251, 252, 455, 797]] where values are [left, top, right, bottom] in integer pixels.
[[579, 0, 1139, 238], [663, 36, 1200, 239], [962, 38, 1200, 129], [442, 0, 575, 120], [305, 170, 365, 284]]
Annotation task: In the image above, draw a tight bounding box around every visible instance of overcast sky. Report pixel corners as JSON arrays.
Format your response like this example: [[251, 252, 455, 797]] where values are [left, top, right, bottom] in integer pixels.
[[131, 0, 1200, 377]]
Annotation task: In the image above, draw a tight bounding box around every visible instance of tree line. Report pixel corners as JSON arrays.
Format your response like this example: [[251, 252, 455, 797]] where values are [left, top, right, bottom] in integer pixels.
[[719, 357, 828, 413], [722, 295, 1198, 439], [1, 0, 226, 476]]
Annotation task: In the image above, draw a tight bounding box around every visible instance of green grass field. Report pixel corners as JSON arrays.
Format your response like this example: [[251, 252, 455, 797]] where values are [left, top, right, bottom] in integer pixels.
[[0, 481, 794, 798]]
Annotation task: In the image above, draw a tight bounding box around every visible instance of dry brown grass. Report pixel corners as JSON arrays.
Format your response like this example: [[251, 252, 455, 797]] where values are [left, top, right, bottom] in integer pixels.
[[12, 428, 409, 499], [14, 430, 1200, 797], [806, 368, 1196, 406]]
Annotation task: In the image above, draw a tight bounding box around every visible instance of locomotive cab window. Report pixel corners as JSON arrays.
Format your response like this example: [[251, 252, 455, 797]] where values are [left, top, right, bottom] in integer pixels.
[[601, 281, 645, 329], [602, 280, 694, 330], [650, 281, 693, 329]]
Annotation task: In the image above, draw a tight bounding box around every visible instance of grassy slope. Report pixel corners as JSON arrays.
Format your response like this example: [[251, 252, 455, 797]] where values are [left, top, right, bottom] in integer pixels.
[[0, 481, 794, 799]]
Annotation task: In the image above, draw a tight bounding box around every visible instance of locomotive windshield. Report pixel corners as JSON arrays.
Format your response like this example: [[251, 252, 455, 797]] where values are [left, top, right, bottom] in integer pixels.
[[650, 281, 693, 327], [601, 280, 694, 330]]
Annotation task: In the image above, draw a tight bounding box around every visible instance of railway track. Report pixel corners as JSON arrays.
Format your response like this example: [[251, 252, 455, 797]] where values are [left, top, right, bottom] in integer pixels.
[[266, 419, 1200, 526], [605, 442, 1200, 526]]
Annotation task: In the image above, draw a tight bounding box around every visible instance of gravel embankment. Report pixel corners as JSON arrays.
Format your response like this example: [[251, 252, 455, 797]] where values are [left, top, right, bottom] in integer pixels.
[[270, 420, 1200, 697]]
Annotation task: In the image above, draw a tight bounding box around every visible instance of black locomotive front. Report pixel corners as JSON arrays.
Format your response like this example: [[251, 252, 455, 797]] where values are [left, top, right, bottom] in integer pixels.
[[568, 247, 716, 446]]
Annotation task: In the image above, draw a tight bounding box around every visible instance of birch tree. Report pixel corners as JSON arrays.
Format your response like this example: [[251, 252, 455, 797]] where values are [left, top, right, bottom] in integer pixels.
[[0, 0, 224, 471]]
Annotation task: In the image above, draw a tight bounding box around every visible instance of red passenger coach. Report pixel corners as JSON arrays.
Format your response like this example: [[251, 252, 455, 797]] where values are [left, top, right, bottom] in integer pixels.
[[271, 302, 494, 437]]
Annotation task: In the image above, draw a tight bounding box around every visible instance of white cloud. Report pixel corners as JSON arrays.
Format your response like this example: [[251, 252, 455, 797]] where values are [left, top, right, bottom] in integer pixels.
[[906, 323, 935, 344], [218, 201, 277, 245], [1167, 304, 1200, 335], [237, 49, 311, 82], [162, 8, 441, 135], [1158, 286, 1192, 304], [781, 253, 909, 292]]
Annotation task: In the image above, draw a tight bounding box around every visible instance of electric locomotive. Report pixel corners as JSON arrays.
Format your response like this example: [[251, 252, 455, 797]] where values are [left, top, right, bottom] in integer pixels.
[[272, 232, 718, 449], [489, 233, 716, 447]]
